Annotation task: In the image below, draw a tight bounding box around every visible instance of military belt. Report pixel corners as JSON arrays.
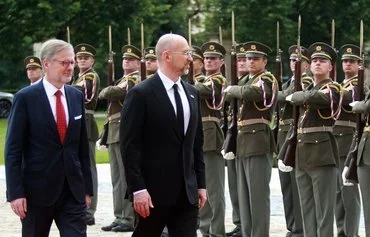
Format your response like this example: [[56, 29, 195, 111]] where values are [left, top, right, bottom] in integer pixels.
[[85, 109, 95, 115], [364, 126, 370, 132], [334, 120, 357, 128], [238, 118, 270, 127], [279, 119, 293, 125], [297, 126, 333, 134], [108, 112, 121, 122], [202, 116, 221, 123]]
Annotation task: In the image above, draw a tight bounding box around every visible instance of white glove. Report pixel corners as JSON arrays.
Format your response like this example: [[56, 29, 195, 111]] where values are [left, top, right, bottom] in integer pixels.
[[285, 94, 293, 102], [349, 101, 359, 107], [222, 150, 235, 160], [96, 139, 108, 151], [278, 160, 293, 172], [342, 166, 354, 186], [223, 86, 232, 93]]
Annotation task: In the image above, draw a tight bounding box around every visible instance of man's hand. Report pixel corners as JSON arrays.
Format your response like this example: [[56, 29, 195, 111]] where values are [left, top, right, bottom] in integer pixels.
[[221, 149, 235, 160], [342, 166, 354, 186], [223, 86, 233, 93], [349, 101, 360, 107], [96, 139, 108, 151], [198, 189, 207, 210], [85, 195, 92, 208], [285, 94, 293, 102], [134, 191, 154, 218], [278, 160, 293, 172], [11, 198, 27, 219]]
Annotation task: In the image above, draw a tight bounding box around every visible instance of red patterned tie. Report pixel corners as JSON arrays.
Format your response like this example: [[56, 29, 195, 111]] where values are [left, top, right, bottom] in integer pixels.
[[55, 90, 67, 144]]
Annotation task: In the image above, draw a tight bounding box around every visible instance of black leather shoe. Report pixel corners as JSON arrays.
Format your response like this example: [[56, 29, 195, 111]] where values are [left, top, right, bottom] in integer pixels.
[[101, 222, 119, 231], [161, 232, 169, 237], [226, 226, 241, 237], [85, 216, 95, 225], [231, 228, 242, 237], [111, 224, 134, 232]]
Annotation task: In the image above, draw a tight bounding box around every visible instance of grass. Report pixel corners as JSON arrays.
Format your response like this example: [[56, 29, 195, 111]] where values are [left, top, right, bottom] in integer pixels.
[[0, 117, 109, 165]]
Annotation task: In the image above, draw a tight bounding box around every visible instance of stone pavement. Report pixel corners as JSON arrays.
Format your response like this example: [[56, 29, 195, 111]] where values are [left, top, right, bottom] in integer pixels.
[[0, 164, 365, 236]]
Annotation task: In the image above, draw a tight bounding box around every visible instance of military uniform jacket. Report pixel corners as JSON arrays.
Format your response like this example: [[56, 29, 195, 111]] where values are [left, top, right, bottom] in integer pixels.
[[276, 74, 313, 150], [333, 76, 358, 156], [98, 71, 140, 144], [194, 72, 226, 152], [350, 92, 370, 165], [73, 68, 100, 141], [291, 78, 340, 168], [226, 70, 278, 157]]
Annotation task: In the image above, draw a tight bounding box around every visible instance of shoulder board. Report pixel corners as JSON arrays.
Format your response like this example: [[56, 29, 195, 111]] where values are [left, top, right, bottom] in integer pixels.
[[260, 71, 277, 83], [209, 74, 227, 85], [83, 72, 97, 80]]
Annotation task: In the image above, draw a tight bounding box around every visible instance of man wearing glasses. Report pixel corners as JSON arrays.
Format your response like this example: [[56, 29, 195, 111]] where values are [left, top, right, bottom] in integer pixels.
[[5, 39, 93, 237], [73, 43, 100, 226]]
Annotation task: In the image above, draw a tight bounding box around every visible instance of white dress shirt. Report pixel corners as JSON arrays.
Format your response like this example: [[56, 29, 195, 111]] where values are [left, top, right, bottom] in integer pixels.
[[43, 78, 69, 125]]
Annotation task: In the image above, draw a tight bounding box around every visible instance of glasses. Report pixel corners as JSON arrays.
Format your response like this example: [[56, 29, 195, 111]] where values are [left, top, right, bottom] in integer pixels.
[[53, 59, 75, 68], [170, 50, 193, 57]]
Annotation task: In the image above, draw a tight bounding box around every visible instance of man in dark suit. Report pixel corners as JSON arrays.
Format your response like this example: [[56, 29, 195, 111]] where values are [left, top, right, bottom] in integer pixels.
[[120, 33, 207, 237], [5, 39, 93, 237]]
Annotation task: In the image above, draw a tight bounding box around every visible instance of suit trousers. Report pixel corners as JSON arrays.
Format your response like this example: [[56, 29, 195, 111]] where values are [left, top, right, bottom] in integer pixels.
[[21, 181, 87, 237], [237, 153, 272, 237], [199, 151, 226, 237], [335, 155, 361, 237], [108, 142, 134, 226], [296, 166, 336, 237], [227, 158, 241, 228], [358, 164, 370, 237], [87, 140, 98, 218], [132, 184, 198, 237], [279, 169, 303, 236]]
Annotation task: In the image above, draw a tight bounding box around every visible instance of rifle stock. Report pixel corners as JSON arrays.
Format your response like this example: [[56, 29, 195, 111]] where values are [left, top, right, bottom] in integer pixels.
[[223, 50, 238, 154]]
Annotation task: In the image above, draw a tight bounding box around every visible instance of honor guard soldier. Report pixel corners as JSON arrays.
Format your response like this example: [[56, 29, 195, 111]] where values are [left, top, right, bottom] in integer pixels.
[[144, 47, 157, 77], [224, 41, 278, 237], [349, 86, 370, 236], [195, 41, 227, 237], [334, 44, 362, 236], [72, 43, 100, 225], [98, 45, 141, 232], [285, 42, 341, 237], [192, 46, 205, 82], [276, 45, 312, 237], [24, 56, 42, 85], [225, 43, 250, 237]]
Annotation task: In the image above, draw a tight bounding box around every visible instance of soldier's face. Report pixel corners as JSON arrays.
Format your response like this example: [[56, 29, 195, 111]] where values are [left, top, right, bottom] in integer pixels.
[[76, 55, 94, 71], [204, 56, 223, 73], [310, 57, 332, 77], [43, 48, 75, 88], [342, 59, 359, 75], [27, 67, 42, 83], [122, 58, 140, 73], [247, 57, 267, 75], [145, 58, 158, 72], [193, 58, 203, 74], [237, 57, 248, 76]]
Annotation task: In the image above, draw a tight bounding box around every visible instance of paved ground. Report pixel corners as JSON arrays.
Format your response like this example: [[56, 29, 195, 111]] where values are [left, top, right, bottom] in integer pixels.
[[0, 164, 365, 236]]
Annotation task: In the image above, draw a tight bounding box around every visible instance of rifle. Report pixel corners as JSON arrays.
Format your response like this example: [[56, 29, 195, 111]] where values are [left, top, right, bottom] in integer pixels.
[[283, 16, 303, 167], [140, 23, 146, 81], [345, 20, 365, 183], [273, 21, 283, 143], [187, 19, 194, 85], [218, 25, 228, 136], [330, 19, 337, 81], [99, 25, 115, 146], [127, 27, 131, 45], [66, 26, 71, 44], [223, 11, 238, 155]]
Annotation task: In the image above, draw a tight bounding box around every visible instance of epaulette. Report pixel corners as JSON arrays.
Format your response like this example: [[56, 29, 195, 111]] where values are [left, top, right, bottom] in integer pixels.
[[209, 74, 227, 85], [83, 72, 97, 81], [302, 76, 313, 85], [260, 71, 277, 84]]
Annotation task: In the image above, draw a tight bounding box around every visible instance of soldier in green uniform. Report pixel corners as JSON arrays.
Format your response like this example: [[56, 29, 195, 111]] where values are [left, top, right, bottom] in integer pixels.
[[223, 41, 278, 237], [277, 45, 312, 237], [98, 45, 141, 232], [286, 42, 340, 237], [195, 42, 227, 237], [24, 56, 42, 85], [144, 47, 157, 78], [192, 46, 205, 82], [224, 43, 249, 237], [348, 90, 370, 236], [73, 43, 100, 225], [333, 44, 361, 237]]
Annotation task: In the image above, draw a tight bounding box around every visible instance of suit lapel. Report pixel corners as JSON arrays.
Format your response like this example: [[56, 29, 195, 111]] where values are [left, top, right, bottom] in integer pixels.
[[64, 86, 74, 142], [181, 81, 195, 137]]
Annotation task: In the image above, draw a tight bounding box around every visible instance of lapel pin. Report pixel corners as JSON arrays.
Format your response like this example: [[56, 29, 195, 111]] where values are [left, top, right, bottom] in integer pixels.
[[190, 94, 195, 98]]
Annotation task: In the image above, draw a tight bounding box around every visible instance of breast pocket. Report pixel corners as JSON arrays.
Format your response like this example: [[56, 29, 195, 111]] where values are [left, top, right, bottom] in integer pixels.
[[237, 125, 269, 157]]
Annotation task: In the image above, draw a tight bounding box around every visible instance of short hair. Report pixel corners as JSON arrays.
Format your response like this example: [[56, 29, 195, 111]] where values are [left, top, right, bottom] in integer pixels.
[[40, 39, 73, 62]]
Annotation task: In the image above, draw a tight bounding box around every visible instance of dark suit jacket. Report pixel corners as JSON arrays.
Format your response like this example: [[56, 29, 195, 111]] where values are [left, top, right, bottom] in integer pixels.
[[120, 73, 205, 207], [5, 79, 93, 206]]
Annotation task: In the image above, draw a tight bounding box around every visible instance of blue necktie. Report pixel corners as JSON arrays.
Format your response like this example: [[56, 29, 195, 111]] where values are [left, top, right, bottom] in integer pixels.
[[173, 84, 184, 136]]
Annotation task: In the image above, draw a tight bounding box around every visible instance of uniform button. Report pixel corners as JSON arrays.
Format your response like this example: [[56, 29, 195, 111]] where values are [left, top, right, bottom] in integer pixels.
[[298, 139, 301, 143], [252, 130, 256, 133], [279, 128, 282, 131], [339, 133, 343, 136], [315, 140, 318, 143]]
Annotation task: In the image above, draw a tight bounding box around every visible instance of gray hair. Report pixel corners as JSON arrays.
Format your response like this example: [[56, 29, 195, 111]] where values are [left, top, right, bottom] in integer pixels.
[[40, 39, 73, 62]]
